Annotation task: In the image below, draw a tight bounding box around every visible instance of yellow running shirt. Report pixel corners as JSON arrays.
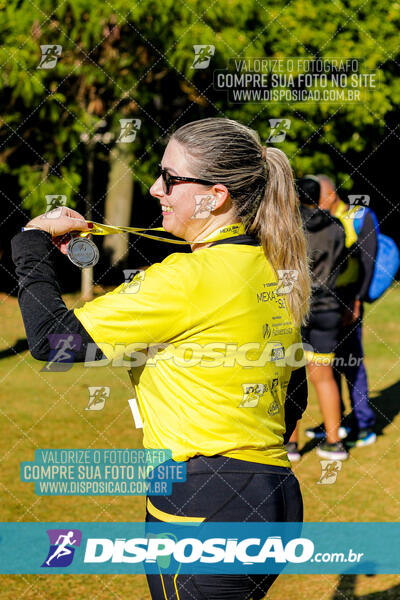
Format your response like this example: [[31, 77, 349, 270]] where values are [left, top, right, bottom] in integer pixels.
[[74, 243, 303, 467], [334, 199, 359, 288]]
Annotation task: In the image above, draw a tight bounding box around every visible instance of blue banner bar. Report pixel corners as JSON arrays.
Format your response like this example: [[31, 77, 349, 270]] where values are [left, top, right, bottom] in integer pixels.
[[0, 522, 398, 574]]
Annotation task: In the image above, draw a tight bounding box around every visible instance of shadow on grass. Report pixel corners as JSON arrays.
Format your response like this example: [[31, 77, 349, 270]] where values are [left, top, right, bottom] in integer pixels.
[[0, 338, 28, 360], [299, 437, 320, 458], [300, 379, 400, 458], [370, 379, 400, 437], [332, 574, 400, 599]]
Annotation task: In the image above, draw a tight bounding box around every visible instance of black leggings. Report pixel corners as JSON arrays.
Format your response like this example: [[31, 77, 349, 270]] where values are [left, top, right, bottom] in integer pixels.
[[146, 455, 303, 600]]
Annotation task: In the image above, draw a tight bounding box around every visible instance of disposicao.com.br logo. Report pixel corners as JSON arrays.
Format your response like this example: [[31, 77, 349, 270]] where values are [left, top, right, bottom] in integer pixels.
[[1, 522, 389, 575], [83, 534, 314, 565], [39, 529, 365, 573]]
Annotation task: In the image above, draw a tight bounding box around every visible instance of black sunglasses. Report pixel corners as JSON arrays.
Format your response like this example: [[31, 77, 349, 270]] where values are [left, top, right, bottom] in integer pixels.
[[159, 164, 215, 195]]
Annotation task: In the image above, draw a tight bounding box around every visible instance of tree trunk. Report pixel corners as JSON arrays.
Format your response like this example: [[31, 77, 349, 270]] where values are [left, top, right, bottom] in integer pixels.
[[103, 143, 134, 267]]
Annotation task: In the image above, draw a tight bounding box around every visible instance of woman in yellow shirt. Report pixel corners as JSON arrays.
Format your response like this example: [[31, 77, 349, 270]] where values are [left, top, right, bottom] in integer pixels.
[[12, 117, 310, 599]]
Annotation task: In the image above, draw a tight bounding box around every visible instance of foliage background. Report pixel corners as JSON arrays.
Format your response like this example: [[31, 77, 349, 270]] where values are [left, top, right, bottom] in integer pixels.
[[1, 0, 400, 291]]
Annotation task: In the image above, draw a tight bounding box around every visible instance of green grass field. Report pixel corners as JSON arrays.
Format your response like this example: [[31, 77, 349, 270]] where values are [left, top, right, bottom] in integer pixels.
[[1, 285, 399, 599]]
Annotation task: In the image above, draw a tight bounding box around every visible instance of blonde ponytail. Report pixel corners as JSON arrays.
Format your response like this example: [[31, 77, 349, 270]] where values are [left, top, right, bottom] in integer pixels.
[[249, 147, 310, 325]]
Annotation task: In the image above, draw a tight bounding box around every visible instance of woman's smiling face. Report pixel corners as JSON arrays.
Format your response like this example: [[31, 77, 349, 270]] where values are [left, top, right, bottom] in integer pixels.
[[150, 139, 216, 240]]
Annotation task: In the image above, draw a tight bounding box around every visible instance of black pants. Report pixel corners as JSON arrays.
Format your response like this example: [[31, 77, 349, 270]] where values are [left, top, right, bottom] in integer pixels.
[[146, 455, 303, 600]]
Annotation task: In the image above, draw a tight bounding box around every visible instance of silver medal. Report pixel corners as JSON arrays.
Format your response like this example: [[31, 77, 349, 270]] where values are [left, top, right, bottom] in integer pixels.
[[67, 236, 99, 268]]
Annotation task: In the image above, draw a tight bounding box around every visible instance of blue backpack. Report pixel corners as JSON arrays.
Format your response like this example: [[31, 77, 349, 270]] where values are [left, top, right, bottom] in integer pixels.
[[354, 208, 400, 302]]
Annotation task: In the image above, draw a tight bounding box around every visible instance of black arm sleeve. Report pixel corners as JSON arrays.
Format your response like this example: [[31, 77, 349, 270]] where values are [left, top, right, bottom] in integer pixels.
[[283, 366, 308, 444], [11, 229, 105, 363], [356, 211, 378, 301], [333, 222, 348, 279]]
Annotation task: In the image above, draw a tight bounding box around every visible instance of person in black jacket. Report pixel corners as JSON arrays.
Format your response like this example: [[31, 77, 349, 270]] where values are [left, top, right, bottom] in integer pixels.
[[287, 176, 349, 461], [315, 174, 377, 447]]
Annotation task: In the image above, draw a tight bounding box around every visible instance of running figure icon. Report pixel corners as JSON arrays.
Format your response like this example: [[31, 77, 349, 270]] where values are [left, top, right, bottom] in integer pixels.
[[41, 333, 82, 372], [45, 531, 77, 566], [41, 528, 82, 568]]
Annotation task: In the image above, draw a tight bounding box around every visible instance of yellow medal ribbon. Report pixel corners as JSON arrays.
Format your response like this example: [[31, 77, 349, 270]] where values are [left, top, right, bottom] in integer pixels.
[[81, 222, 246, 245]]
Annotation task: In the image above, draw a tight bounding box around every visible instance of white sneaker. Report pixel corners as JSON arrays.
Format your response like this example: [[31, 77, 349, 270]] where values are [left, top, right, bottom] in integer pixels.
[[286, 442, 301, 462], [316, 441, 349, 461]]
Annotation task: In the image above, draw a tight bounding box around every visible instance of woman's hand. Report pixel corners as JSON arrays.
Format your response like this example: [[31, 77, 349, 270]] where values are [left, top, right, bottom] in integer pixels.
[[25, 206, 92, 237], [25, 206, 93, 255]]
